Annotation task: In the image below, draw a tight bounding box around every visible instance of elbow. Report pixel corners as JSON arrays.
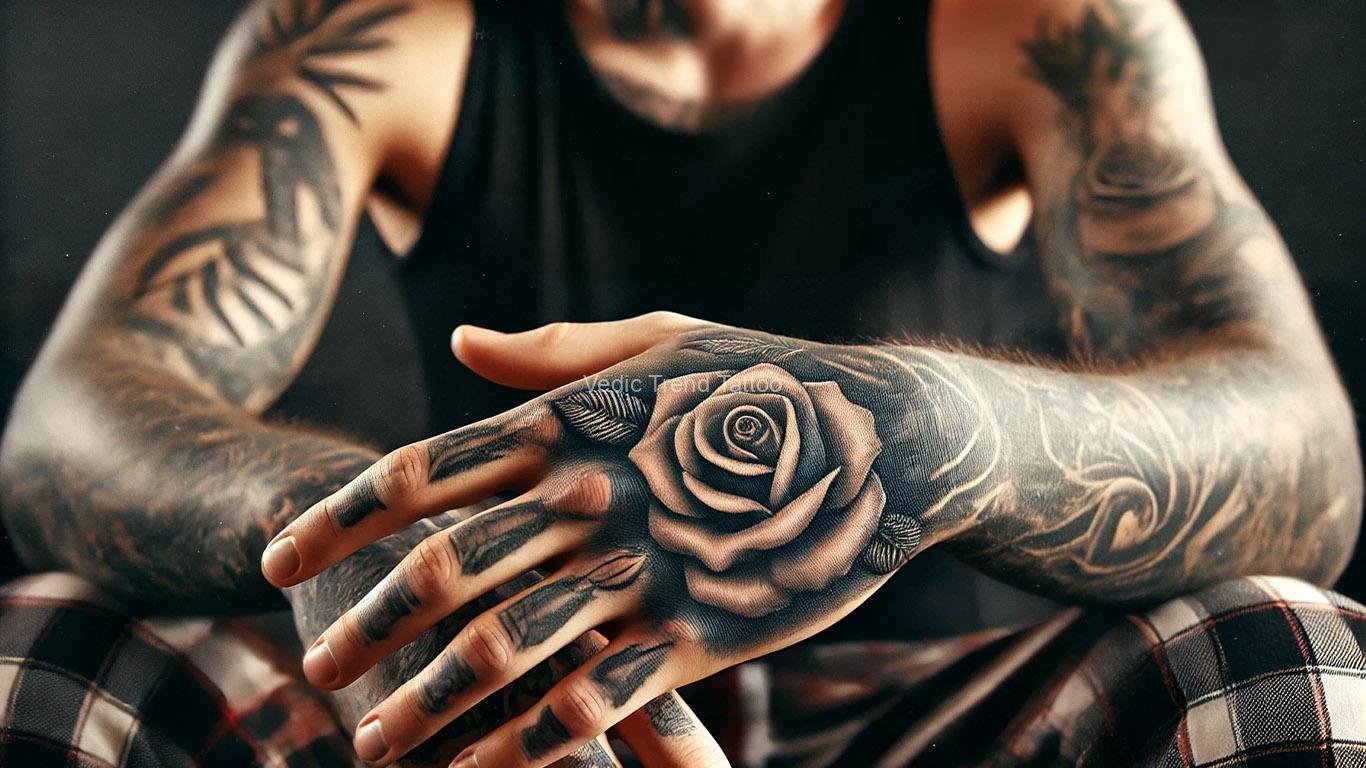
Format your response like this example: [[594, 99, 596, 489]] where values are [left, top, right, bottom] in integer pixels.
[[1296, 378, 1362, 588], [0, 361, 82, 569], [1320, 427, 1363, 587]]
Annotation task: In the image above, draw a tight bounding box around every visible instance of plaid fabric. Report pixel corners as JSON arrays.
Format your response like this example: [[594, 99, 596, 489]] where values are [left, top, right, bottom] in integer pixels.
[[0, 573, 352, 767], [736, 575, 1366, 767], [3, 574, 1363, 767]]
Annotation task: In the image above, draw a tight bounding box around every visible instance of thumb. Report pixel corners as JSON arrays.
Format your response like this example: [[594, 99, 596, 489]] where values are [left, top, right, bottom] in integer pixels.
[[451, 311, 709, 390]]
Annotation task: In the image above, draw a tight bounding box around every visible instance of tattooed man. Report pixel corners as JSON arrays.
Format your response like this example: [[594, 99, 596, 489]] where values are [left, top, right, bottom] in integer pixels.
[[2, 0, 1363, 766]]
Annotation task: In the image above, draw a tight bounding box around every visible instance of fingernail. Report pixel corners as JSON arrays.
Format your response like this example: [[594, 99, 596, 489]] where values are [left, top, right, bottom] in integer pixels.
[[355, 717, 388, 763], [261, 536, 301, 582], [451, 746, 479, 768], [302, 638, 340, 687], [450, 326, 465, 352]]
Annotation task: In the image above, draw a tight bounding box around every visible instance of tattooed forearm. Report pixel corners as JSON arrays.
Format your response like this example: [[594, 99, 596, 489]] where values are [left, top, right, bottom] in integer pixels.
[[0, 359, 379, 610], [0, 0, 409, 609]]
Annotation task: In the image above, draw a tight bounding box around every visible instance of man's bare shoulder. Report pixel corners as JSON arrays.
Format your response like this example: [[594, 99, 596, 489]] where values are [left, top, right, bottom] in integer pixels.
[[219, 0, 475, 223]]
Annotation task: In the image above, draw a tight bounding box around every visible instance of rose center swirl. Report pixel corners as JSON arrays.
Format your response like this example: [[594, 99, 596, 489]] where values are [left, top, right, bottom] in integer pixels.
[[722, 405, 781, 464]]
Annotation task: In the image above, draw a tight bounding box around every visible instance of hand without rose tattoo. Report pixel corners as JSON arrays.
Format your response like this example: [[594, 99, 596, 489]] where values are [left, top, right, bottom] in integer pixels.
[[262, 2, 1357, 766]]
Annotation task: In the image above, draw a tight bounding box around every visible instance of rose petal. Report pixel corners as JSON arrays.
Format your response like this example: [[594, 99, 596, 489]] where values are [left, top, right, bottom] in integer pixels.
[[722, 407, 781, 463], [650, 468, 839, 571], [692, 393, 786, 475], [804, 381, 883, 508], [769, 473, 885, 593], [673, 412, 708, 477], [629, 417, 708, 518], [644, 371, 734, 436], [649, 506, 728, 567], [716, 366, 828, 509], [684, 563, 791, 618], [688, 401, 775, 472], [681, 472, 771, 516]]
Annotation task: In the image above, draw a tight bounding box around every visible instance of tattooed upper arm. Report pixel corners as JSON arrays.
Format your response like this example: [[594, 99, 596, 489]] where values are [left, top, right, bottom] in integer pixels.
[[996, 0, 1322, 361], [56, 0, 416, 409]]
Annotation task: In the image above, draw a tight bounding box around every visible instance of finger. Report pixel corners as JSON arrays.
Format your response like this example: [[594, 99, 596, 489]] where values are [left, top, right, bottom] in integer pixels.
[[263, 407, 554, 587], [613, 692, 729, 768], [353, 551, 651, 765], [304, 466, 623, 689], [560, 737, 623, 768], [451, 311, 709, 391], [447, 632, 715, 768]]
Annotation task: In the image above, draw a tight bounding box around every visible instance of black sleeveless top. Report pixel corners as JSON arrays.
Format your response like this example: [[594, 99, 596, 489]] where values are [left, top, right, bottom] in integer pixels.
[[273, 0, 1063, 637]]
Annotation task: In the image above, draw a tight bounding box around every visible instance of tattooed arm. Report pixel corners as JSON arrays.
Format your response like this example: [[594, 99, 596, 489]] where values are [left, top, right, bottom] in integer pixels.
[[0, 0, 430, 610], [922, 0, 1362, 597], [260, 3, 1357, 764]]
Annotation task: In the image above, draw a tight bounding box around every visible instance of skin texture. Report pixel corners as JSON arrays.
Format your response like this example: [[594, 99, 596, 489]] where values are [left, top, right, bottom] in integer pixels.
[[266, 2, 1359, 765]]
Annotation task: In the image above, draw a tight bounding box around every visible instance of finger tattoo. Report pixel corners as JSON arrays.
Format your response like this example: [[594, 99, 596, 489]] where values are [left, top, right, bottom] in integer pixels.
[[418, 651, 478, 715], [563, 741, 618, 768], [642, 695, 697, 737], [589, 641, 673, 707], [334, 475, 387, 528], [521, 705, 573, 760], [357, 578, 421, 643], [497, 551, 647, 650], [427, 424, 525, 483], [453, 501, 553, 575]]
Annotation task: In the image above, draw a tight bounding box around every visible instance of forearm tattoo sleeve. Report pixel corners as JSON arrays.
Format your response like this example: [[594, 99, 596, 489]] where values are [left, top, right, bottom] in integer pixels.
[[0, 0, 409, 611]]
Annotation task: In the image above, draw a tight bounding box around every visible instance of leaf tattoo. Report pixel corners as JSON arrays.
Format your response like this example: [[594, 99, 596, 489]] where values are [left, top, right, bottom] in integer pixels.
[[862, 511, 923, 574], [681, 337, 805, 361], [553, 389, 650, 446]]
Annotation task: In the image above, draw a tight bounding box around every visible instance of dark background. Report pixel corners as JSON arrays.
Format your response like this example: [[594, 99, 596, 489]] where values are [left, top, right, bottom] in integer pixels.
[[1, 1, 1363, 595]]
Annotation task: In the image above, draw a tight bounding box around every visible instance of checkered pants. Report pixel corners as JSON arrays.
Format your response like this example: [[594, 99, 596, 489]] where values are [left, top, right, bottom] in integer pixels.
[[1, 573, 1362, 767]]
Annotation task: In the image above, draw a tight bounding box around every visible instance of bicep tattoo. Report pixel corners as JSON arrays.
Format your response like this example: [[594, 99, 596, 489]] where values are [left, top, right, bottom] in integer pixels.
[[1022, 1, 1276, 358], [123, 0, 408, 406]]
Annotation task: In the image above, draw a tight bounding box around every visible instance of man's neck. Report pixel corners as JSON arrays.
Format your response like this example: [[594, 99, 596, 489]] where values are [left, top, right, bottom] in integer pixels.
[[569, 0, 845, 131]]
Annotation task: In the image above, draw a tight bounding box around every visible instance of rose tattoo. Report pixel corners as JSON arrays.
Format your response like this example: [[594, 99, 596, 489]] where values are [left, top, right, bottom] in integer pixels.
[[626, 365, 887, 618], [272, 330, 932, 766]]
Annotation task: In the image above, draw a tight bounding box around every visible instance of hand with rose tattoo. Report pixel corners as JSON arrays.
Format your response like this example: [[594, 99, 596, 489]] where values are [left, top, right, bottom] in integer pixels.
[[261, 313, 936, 766], [262, 302, 1357, 767]]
